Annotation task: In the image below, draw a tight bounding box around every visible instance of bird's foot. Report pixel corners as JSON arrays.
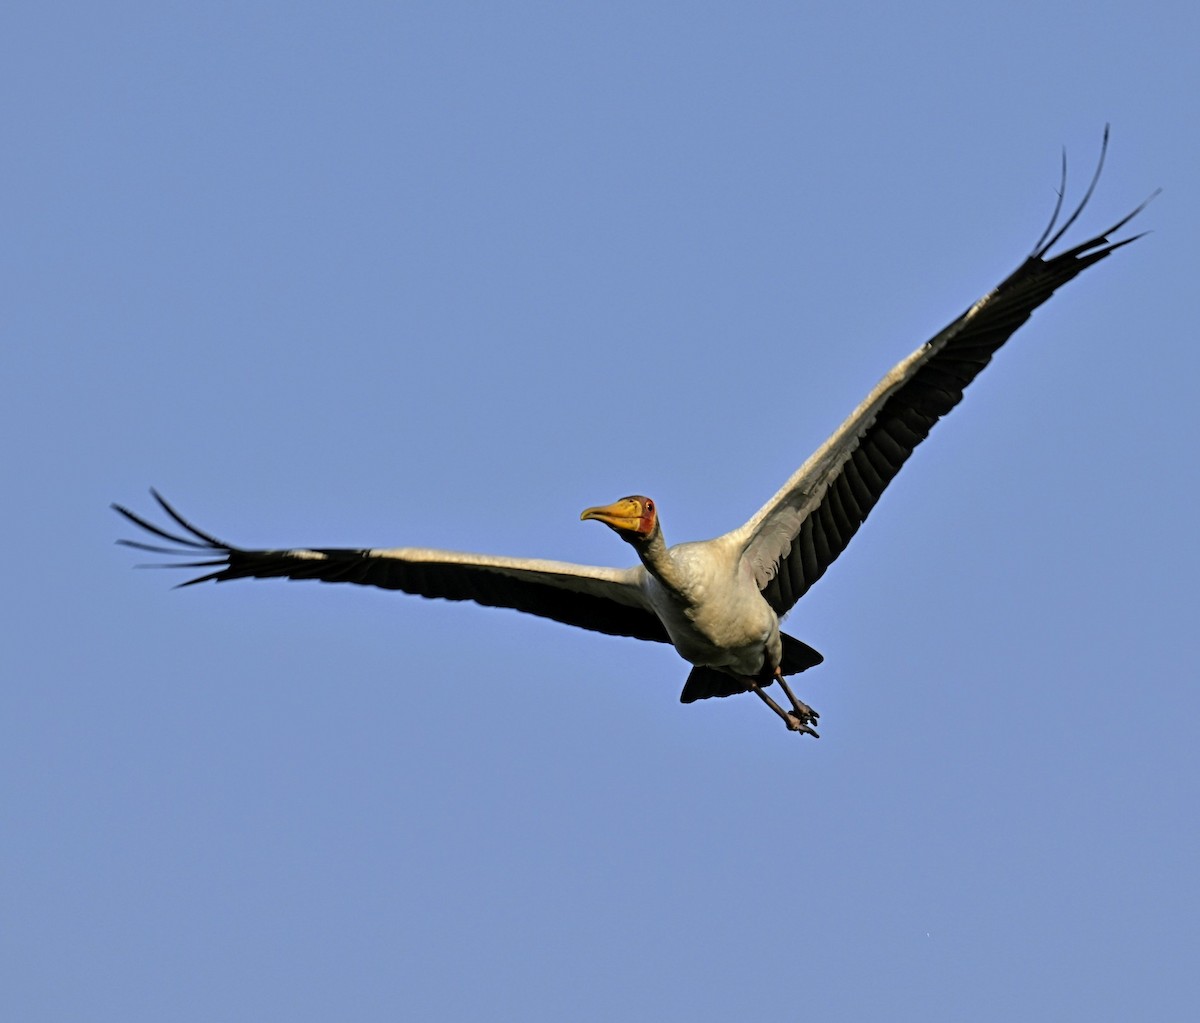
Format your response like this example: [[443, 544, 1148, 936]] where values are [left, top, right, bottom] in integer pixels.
[[783, 707, 820, 738]]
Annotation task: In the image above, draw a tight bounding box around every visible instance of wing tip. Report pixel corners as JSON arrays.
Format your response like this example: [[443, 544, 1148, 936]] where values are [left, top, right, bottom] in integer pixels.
[[113, 490, 236, 584], [1030, 127, 1156, 265]]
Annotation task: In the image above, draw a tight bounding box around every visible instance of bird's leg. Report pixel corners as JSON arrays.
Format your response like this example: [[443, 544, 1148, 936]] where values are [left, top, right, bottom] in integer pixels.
[[746, 675, 819, 738], [773, 667, 820, 728]]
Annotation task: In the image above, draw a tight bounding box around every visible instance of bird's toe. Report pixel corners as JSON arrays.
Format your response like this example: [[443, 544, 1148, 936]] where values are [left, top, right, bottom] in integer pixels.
[[784, 713, 820, 738]]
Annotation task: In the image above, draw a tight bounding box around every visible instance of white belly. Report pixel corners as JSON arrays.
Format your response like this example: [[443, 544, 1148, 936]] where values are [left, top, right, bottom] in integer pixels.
[[642, 542, 781, 677]]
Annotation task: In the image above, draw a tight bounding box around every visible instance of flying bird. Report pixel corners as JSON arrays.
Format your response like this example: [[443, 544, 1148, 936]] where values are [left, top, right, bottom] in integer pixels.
[[114, 133, 1152, 736]]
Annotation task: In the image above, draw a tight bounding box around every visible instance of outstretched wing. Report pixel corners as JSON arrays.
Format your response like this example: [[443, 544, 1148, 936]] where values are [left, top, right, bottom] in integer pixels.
[[732, 129, 1154, 616], [114, 490, 670, 643]]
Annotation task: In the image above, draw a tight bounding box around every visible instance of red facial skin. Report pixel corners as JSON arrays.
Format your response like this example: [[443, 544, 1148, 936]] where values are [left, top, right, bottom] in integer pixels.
[[636, 498, 656, 537]]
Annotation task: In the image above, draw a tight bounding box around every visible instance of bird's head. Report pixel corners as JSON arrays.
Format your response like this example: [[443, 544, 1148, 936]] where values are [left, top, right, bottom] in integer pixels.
[[580, 495, 658, 544]]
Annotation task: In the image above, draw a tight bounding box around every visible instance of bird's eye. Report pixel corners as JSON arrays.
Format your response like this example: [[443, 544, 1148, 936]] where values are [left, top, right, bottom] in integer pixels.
[[645, 500, 654, 511]]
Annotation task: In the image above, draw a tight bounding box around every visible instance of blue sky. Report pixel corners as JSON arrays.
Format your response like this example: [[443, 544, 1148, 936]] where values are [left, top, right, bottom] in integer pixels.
[[3, 2, 1198, 1019]]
